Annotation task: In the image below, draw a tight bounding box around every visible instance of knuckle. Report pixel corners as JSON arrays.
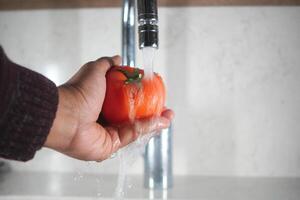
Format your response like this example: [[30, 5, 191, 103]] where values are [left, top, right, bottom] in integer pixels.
[[84, 61, 96, 67], [96, 57, 114, 67]]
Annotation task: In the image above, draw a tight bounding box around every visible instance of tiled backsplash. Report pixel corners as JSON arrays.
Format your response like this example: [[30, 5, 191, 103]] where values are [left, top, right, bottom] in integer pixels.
[[1, 7, 300, 176]]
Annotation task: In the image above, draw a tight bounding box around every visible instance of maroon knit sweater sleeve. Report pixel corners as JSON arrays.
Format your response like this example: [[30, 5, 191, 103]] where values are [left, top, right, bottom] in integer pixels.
[[0, 47, 58, 161]]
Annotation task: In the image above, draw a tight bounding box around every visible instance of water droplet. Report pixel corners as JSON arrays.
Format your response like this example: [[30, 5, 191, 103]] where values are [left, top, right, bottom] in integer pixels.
[[110, 152, 117, 159], [87, 161, 93, 166], [73, 171, 84, 182]]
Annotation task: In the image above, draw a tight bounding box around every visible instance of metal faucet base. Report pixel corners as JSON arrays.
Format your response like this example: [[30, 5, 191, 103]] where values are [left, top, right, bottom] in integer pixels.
[[144, 126, 173, 189]]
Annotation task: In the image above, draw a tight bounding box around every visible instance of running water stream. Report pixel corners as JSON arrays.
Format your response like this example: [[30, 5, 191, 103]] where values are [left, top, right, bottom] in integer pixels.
[[114, 47, 157, 199], [142, 47, 156, 79]]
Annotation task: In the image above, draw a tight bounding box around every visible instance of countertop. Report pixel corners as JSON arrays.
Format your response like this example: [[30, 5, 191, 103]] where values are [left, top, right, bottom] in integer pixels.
[[1, 168, 300, 200]]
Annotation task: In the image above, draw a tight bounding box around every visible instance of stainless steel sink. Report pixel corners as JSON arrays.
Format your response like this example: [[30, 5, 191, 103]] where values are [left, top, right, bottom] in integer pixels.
[[1, 169, 300, 200]]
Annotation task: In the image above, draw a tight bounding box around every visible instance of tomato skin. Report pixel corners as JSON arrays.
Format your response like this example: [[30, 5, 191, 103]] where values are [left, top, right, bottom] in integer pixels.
[[102, 66, 165, 124]]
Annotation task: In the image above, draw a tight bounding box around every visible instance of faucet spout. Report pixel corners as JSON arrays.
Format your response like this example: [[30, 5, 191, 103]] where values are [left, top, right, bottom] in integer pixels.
[[137, 0, 159, 49]]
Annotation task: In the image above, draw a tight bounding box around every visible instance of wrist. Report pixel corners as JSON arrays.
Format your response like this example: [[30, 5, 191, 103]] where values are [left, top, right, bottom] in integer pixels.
[[45, 86, 79, 152]]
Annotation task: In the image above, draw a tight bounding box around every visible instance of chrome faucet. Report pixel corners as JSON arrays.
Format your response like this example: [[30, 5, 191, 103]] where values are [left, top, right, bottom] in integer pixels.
[[122, 0, 173, 190]]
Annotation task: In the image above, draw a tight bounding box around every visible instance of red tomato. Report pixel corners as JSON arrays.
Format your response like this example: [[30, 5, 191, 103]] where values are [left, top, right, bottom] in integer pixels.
[[102, 66, 166, 124]]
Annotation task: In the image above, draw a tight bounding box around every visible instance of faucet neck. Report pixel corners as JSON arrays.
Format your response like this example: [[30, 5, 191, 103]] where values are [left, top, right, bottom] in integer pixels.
[[122, 0, 136, 66]]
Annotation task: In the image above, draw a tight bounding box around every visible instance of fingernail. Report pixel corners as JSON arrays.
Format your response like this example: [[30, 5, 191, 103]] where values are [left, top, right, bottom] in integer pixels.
[[113, 137, 121, 150], [111, 129, 121, 150], [99, 57, 114, 67], [157, 118, 170, 129]]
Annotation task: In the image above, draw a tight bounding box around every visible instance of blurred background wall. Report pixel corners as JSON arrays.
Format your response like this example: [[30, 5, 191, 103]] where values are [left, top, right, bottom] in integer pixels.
[[0, 6, 300, 177]]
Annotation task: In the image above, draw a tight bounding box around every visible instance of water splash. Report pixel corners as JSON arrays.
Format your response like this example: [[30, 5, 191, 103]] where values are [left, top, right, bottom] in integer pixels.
[[127, 87, 138, 123], [114, 132, 156, 199], [114, 47, 158, 199]]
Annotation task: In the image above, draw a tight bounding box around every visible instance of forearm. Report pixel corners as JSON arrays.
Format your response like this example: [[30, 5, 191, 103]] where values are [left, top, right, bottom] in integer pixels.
[[0, 47, 58, 161]]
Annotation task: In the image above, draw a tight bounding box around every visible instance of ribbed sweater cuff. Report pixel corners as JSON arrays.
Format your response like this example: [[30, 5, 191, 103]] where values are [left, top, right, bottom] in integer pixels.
[[0, 50, 58, 161]]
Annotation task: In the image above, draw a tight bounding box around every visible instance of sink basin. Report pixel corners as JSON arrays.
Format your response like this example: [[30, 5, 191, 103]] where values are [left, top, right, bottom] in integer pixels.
[[1, 170, 300, 200], [0, 197, 117, 200], [0, 197, 150, 200]]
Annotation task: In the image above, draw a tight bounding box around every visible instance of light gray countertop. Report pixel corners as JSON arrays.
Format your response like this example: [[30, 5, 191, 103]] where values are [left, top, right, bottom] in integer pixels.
[[0, 169, 300, 200]]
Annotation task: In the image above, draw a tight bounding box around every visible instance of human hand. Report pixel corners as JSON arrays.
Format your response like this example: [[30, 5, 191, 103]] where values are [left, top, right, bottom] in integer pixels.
[[44, 56, 174, 161]]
